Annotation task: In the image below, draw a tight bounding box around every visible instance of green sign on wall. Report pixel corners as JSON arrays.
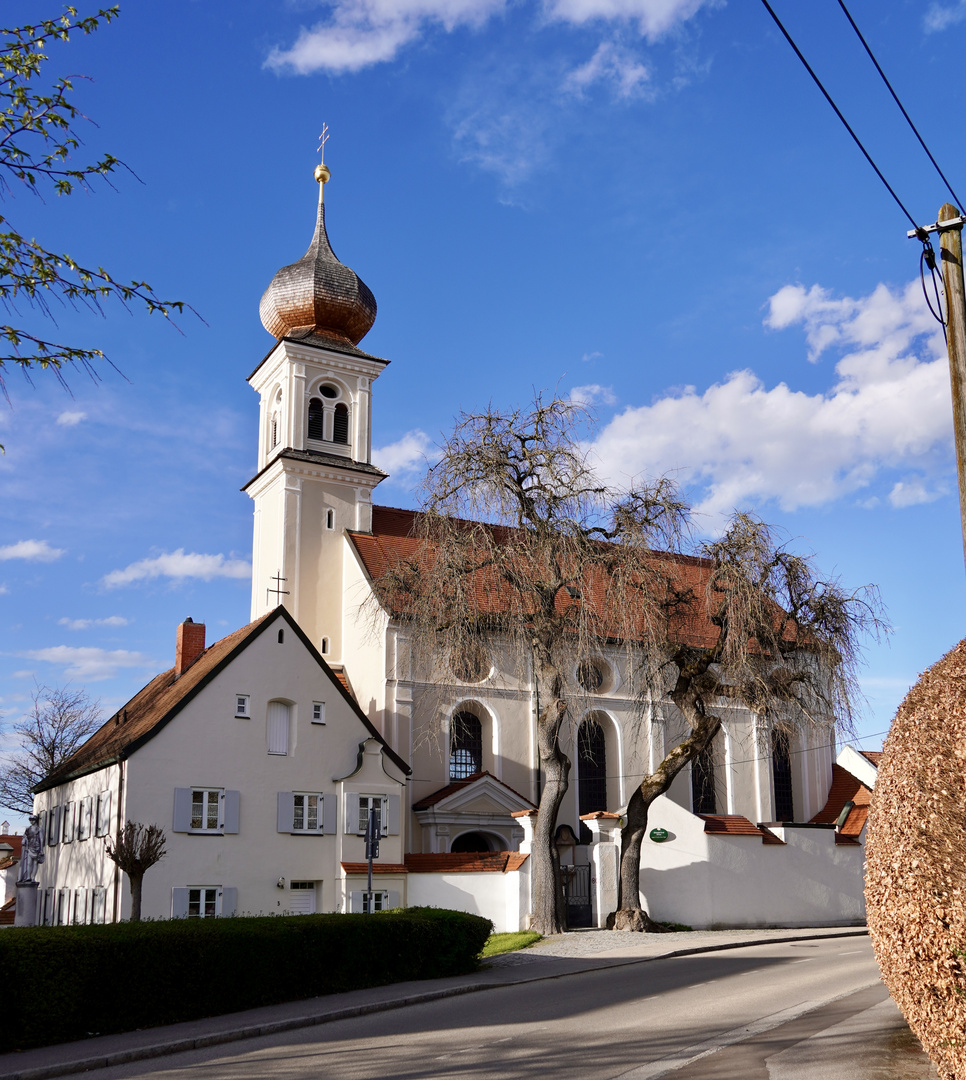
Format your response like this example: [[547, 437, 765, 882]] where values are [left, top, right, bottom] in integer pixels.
[[649, 827, 669, 843]]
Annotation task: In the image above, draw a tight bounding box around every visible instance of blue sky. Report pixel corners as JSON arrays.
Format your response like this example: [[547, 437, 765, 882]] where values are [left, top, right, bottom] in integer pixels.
[[1, 0, 963, 825]]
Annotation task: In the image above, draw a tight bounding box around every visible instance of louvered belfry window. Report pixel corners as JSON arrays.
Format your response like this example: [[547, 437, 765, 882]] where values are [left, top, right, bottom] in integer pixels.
[[333, 403, 349, 444], [308, 398, 325, 440]]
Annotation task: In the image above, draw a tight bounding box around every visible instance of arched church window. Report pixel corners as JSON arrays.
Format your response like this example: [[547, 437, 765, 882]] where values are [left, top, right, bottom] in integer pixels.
[[449, 711, 483, 780], [333, 403, 349, 444], [771, 729, 794, 821], [578, 718, 607, 819], [308, 398, 325, 440], [691, 740, 717, 815]]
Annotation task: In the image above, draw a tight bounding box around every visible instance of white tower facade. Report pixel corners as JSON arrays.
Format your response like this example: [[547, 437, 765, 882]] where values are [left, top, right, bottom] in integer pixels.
[[244, 162, 388, 663]]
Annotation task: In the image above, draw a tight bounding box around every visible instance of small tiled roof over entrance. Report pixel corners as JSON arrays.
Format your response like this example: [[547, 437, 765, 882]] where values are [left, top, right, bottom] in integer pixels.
[[412, 771, 534, 812], [404, 852, 529, 873], [810, 763, 872, 837], [699, 815, 785, 844]]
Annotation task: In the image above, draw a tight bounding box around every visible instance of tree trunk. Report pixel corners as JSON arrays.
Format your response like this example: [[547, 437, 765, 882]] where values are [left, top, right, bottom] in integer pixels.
[[129, 872, 144, 923], [611, 712, 721, 930], [529, 698, 570, 935]]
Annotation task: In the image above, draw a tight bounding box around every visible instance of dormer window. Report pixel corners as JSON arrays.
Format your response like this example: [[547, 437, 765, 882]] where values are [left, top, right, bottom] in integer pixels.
[[333, 403, 349, 444], [308, 398, 325, 440]]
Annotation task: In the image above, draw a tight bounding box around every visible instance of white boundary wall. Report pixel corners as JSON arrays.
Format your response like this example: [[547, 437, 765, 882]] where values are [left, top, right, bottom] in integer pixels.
[[406, 867, 530, 932]]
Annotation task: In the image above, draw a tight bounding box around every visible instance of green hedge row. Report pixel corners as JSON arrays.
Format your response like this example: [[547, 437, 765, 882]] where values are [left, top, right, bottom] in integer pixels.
[[0, 907, 493, 1050]]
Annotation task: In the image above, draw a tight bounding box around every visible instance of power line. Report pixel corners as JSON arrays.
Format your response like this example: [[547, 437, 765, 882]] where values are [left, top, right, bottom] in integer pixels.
[[836, 0, 963, 212], [758, 0, 919, 230]]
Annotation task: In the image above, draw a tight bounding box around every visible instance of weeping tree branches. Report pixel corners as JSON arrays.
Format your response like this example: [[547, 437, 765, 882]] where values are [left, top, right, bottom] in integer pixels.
[[0, 7, 188, 398], [614, 513, 886, 930], [371, 396, 691, 934]]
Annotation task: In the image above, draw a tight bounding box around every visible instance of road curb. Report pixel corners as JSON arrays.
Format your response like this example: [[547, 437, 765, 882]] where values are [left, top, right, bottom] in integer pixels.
[[0, 928, 870, 1080]]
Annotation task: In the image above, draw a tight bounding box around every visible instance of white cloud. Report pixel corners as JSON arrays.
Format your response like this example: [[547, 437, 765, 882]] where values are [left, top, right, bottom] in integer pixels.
[[582, 350, 604, 363], [20, 646, 154, 682], [373, 429, 436, 482], [266, 0, 508, 74], [56, 410, 87, 427], [102, 549, 252, 589], [266, 0, 710, 75], [0, 539, 65, 563], [564, 41, 651, 98], [924, 1, 965, 32], [590, 278, 951, 520], [0, 584, 8, 595], [570, 383, 618, 406], [58, 615, 130, 631]]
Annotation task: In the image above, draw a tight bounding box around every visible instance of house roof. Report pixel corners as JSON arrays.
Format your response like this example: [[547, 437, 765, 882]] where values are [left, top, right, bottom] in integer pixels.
[[810, 763, 872, 837], [0, 835, 22, 859], [348, 507, 795, 651], [36, 607, 409, 794], [404, 852, 529, 873], [699, 814, 787, 844], [860, 750, 882, 768], [341, 863, 409, 875], [412, 771, 535, 811]]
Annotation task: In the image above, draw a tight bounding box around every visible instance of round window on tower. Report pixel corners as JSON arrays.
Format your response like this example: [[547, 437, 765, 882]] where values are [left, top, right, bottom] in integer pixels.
[[319, 384, 338, 399], [450, 642, 490, 683]]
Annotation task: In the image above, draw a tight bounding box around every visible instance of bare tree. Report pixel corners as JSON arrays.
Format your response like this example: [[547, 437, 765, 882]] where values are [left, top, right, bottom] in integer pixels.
[[613, 513, 885, 930], [0, 684, 100, 815], [372, 396, 688, 934], [104, 821, 166, 922]]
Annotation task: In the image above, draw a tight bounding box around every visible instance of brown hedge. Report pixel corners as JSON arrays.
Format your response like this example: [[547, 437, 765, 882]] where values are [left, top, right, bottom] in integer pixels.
[[866, 639, 966, 1080]]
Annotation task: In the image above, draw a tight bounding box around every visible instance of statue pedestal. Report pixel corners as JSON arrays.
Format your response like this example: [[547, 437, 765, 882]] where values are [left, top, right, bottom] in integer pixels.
[[15, 881, 39, 927]]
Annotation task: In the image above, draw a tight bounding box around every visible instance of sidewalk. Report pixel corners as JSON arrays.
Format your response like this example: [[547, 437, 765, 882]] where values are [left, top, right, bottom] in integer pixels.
[[0, 925, 869, 1080]]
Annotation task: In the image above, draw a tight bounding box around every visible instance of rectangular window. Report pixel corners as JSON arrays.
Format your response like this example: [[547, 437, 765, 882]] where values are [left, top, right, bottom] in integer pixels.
[[188, 886, 221, 918], [293, 793, 323, 832], [363, 890, 387, 913], [312, 701, 325, 724], [235, 694, 250, 718], [77, 796, 93, 841], [358, 795, 386, 836], [95, 790, 112, 837], [191, 789, 224, 832], [92, 887, 107, 925]]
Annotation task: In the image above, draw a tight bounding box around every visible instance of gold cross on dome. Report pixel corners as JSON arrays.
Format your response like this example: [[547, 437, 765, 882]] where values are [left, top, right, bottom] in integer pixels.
[[317, 123, 330, 164]]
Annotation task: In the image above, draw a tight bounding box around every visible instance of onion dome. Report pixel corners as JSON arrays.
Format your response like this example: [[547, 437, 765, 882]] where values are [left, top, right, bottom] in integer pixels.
[[259, 163, 377, 346]]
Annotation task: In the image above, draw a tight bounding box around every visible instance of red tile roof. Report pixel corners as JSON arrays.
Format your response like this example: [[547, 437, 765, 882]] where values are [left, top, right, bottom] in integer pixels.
[[36, 607, 409, 793], [0, 834, 22, 859], [810, 763, 872, 836], [404, 852, 530, 873], [580, 811, 621, 820], [412, 771, 535, 811], [349, 507, 793, 651], [341, 863, 408, 875], [860, 750, 883, 768], [700, 815, 777, 841], [0, 897, 14, 926], [328, 665, 355, 700]]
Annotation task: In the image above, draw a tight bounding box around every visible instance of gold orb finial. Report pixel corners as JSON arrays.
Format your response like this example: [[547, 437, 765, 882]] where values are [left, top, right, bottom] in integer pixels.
[[314, 162, 331, 185]]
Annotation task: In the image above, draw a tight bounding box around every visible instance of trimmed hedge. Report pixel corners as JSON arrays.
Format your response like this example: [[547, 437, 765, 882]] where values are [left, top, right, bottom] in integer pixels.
[[0, 907, 493, 1050]]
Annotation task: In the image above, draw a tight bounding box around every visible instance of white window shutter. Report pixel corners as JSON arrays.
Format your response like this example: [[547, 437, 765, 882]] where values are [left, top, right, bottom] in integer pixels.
[[48, 806, 61, 846], [62, 802, 75, 844], [387, 890, 401, 910], [349, 891, 364, 913], [221, 887, 237, 917], [224, 790, 240, 833], [322, 793, 336, 835], [173, 788, 193, 832], [345, 793, 361, 834], [92, 887, 107, 924], [267, 700, 290, 754], [386, 794, 400, 836], [171, 888, 190, 918], [277, 791, 295, 833], [96, 791, 112, 837]]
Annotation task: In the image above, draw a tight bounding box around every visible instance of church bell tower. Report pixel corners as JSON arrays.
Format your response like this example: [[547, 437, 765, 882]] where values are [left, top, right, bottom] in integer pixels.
[[244, 159, 388, 661]]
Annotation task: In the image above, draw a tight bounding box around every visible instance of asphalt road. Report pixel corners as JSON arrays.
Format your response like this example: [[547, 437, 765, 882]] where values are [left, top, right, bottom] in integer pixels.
[[89, 938, 936, 1080]]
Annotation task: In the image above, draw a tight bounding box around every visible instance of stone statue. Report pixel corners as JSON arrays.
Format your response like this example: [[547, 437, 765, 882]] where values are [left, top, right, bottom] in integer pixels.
[[17, 814, 44, 884]]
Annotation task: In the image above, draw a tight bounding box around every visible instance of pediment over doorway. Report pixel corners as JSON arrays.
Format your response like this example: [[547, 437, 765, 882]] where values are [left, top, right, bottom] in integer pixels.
[[412, 771, 534, 854]]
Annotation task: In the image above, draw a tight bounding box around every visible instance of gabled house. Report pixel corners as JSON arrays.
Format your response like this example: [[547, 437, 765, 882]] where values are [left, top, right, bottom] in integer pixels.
[[30, 607, 408, 924]]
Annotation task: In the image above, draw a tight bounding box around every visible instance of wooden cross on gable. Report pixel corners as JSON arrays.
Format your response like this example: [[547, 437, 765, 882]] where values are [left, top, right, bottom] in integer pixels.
[[267, 571, 290, 606]]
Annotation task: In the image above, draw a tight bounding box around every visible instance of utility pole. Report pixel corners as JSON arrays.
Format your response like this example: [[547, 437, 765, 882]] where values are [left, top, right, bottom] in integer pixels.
[[912, 204, 966, 577], [939, 204, 966, 576]]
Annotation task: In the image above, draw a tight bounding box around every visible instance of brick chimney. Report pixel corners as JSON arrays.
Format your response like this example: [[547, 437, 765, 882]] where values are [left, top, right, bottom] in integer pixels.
[[175, 618, 206, 676]]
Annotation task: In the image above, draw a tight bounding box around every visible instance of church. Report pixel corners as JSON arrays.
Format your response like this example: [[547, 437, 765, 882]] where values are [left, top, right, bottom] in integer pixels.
[[24, 160, 870, 931]]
